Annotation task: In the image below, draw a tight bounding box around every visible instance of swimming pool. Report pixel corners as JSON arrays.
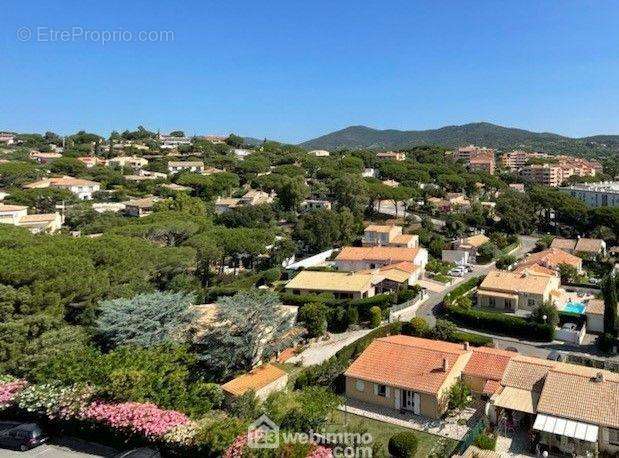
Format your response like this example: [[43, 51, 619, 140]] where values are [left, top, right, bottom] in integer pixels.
[[562, 301, 586, 314]]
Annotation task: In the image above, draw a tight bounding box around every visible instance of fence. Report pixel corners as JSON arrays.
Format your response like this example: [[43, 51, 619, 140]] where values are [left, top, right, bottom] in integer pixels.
[[455, 419, 485, 455]]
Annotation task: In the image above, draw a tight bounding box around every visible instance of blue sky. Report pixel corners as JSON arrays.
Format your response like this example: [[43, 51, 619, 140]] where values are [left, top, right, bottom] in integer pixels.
[[1, 0, 618, 143]]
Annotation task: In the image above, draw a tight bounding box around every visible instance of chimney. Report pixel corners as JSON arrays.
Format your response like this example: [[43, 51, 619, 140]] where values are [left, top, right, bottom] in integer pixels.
[[442, 358, 449, 372], [594, 372, 604, 383], [463, 342, 470, 351]]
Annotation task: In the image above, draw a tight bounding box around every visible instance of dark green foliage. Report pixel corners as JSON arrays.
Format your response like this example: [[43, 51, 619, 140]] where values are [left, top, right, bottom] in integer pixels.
[[96, 291, 197, 349], [298, 302, 328, 337], [369, 306, 382, 328], [474, 431, 497, 450], [602, 274, 618, 336], [531, 302, 560, 328], [444, 303, 555, 341], [387, 431, 418, 458]]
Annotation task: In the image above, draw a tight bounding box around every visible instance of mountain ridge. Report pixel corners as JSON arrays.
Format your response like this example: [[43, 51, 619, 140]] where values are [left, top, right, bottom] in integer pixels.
[[299, 122, 619, 156]]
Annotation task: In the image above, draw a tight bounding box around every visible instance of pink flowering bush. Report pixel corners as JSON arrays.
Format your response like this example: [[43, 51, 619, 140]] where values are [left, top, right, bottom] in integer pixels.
[[0, 376, 28, 409], [223, 429, 264, 458], [82, 402, 189, 438], [306, 445, 333, 458]]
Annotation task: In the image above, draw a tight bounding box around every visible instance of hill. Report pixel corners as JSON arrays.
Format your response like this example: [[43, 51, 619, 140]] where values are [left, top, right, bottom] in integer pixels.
[[299, 122, 619, 157]]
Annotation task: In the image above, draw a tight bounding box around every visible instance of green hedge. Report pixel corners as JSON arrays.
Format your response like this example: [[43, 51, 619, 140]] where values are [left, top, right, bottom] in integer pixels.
[[474, 432, 497, 450], [444, 303, 555, 341], [443, 276, 483, 306], [452, 331, 493, 347]]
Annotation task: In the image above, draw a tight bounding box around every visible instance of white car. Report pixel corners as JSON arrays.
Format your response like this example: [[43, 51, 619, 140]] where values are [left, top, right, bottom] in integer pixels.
[[448, 267, 466, 277]]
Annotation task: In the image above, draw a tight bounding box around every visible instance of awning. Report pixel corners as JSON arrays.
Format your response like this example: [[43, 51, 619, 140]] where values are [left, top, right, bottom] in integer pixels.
[[492, 386, 539, 414], [533, 414, 598, 443]]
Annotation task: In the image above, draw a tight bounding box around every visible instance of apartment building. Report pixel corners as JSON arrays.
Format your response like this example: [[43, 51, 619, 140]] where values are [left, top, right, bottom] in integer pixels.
[[520, 164, 562, 187], [361, 224, 418, 248], [452, 145, 496, 175], [560, 181, 619, 208]]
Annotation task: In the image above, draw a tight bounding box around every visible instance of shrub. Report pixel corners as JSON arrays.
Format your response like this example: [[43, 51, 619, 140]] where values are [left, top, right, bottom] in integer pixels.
[[448, 379, 471, 410], [261, 267, 281, 284], [444, 303, 554, 341], [474, 431, 497, 450], [299, 302, 328, 337], [403, 317, 431, 337], [432, 319, 457, 341], [0, 377, 28, 409], [444, 276, 483, 306], [388, 431, 418, 457], [350, 294, 395, 319], [531, 302, 559, 328], [452, 331, 492, 347], [369, 306, 382, 328], [347, 306, 359, 326], [496, 255, 517, 270]]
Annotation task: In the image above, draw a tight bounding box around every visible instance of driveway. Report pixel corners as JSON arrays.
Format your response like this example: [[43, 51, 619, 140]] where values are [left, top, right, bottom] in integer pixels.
[[288, 328, 373, 366], [0, 436, 117, 457]]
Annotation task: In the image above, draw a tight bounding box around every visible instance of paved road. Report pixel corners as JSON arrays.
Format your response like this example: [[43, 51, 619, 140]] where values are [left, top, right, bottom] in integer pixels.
[[288, 328, 373, 366], [0, 437, 117, 457], [373, 201, 445, 227]]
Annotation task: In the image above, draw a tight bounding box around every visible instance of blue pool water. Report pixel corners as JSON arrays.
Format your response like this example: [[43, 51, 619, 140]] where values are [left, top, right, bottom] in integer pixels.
[[563, 301, 586, 314]]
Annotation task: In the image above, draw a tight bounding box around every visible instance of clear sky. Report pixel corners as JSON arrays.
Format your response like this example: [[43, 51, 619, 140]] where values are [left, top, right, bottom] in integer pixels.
[[1, 0, 618, 143]]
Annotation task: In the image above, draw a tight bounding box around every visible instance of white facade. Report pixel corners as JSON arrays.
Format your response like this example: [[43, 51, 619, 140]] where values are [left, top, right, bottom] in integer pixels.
[[560, 182, 619, 208]]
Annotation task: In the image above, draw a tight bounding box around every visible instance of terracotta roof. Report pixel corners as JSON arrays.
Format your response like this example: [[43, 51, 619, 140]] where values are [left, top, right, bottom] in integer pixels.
[[550, 238, 577, 251], [575, 238, 605, 254], [493, 386, 540, 414], [479, 269, 558, 296], [391, 234, 418, 245], [336, 246, 420, 263], [365, 224, 397, 233], [516, 248, 582, 271], [501, 355, 556, 392], [125, 197, 161, 208], [483, 379, 502, 395], [285, 270, 376, 293], [514, 264, 557, 277], [345, 335, 470, 395], [169, 161, 204, 167], [463, 346, 516, 381], [0, 204, 28, 212], [380, 261, 419, 274], [461, 234, 490, 248], [536, 367, 619, 429], [25, 176, 99, 188], [585, 299, 605, 315], [221, 364, 287, 397], [19, 213, 58, 222]]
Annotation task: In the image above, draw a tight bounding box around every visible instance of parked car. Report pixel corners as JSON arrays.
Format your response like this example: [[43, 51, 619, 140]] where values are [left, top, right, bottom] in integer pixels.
[[547, 350, 565, 362], [505, 346, 519, 353], [561, 323, 577, 331], [448, 267, 466, 277], [0, 422, 47, 451]]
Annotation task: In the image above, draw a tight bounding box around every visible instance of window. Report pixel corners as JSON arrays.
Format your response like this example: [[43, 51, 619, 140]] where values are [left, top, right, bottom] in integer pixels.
[[528, 299, 536, 308], [610, 428, 619, 446], [355, 380, 365, 392], [377, 384, 387, 397], [488, 298, 495, 307]]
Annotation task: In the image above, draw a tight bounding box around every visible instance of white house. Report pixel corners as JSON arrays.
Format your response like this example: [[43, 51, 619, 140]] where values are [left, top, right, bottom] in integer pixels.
[[167, 161, 205, 174], [24, 176, 101, 200]]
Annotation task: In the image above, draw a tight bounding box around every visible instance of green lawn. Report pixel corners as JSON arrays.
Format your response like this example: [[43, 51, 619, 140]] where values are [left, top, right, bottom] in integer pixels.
[[324, 410, 459, 457]]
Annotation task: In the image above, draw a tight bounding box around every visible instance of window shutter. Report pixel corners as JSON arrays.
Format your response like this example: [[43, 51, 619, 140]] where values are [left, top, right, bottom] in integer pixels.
[[385, 386, 390, 397], [394, 389, 400, 409], [373, 384, 378, 396]]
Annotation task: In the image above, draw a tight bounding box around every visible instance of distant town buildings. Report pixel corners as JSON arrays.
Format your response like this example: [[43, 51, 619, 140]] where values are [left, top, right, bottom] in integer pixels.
[[106, 155, 148, 170], [0, 204, 62, 234], [453, 145, 496, 175], [167, 161, 205, 174], [23, 176, 101, 200], [520, 164, 563, 187], [158, 133, 191, 149], [376, 151, 406, 161], [560, 181, 619, 208], [29, 151, 62, 164], [0, 132, 16, 145], [308, 149, 330, 157]]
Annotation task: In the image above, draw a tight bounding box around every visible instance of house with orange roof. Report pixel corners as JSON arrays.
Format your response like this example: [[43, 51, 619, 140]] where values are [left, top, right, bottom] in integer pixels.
[[23, 176, 101, 200], [0, 203, 62, 234], [476, 269, 562, 312], [362, 224, 419, 249], [221, 363, 288, 401], [334, 245, 428, 273], [29, 151, 62, 164], [344, 335, 515, 419], [490, 355, 619, 456], [453, 233, 490, 261], [514, 248, 583, 276]]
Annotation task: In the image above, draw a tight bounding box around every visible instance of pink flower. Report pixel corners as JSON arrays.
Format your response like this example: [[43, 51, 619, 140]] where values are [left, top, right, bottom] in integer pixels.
[[223, 429, 264, 458], [307, 445, 333, 458], [82, 402, 189, 438], [0, 379, 28, 409]]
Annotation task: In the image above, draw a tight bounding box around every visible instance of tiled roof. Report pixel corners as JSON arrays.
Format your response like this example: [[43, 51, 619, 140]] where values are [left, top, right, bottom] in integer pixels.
[[516, 248, 581, 271], [536, 367, 619, 429], [25, 176, 99, 187], [18, 213, 58, 222], [221, 364, 287, 397], [461, 234, 490, 248], [391, 234, 418, 245], [585, 299, 605, 315], [169, 161, 204, 167], [380, 261, 419, 274], [125, 197, 161, 208], [501, 355, 556, 392], [344, 335, 470, 395], [285, 270, 376, 293], [463, 346, 516, 381], [0, 204, 28, 212], [364, 224, 396, 233], [574, 238, 604, 254], [336, 246, 419, 263], [479, 269, 557, 296], [550, 238, 577, 251], [482, 379, 502, 395]]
